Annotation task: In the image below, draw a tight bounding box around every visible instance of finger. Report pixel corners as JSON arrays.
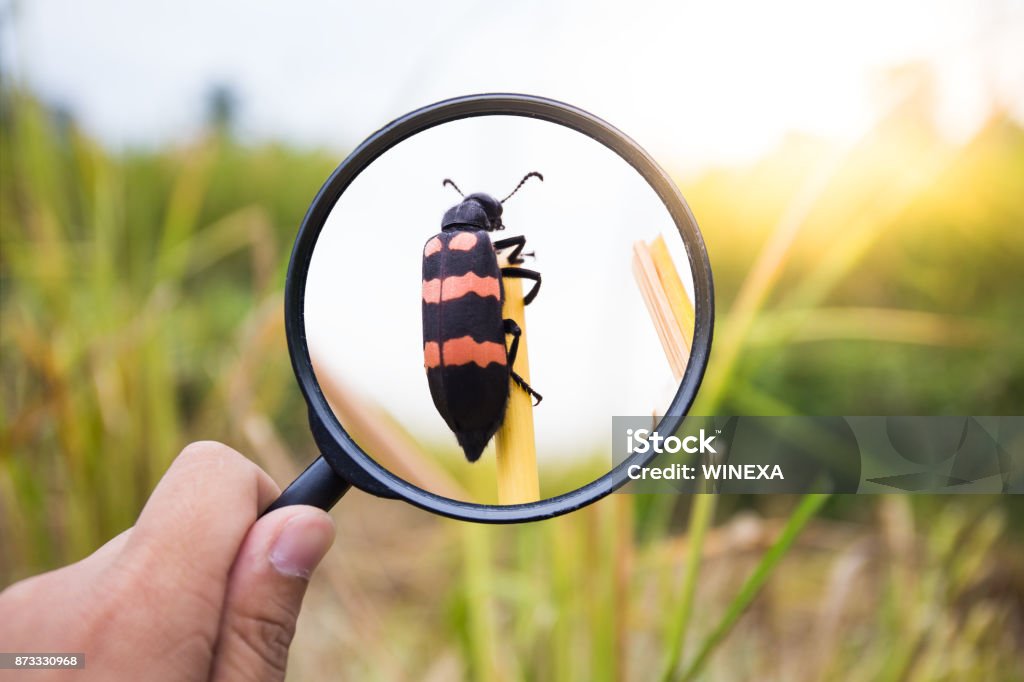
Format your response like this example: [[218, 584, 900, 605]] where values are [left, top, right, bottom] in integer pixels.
[[117, 442, 281, 653], [211, 506, 335, 682], [128, 441, 280, 579]]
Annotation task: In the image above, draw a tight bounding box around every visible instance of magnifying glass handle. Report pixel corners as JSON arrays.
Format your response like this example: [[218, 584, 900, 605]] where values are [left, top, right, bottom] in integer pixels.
[[263, 456, 350, 515]]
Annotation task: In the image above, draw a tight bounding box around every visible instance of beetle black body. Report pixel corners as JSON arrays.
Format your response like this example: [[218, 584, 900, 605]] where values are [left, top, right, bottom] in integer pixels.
[[422, 174, 543, 462]]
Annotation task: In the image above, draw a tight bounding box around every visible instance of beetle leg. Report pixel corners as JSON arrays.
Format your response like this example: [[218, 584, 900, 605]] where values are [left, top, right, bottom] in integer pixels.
[[504, 318, 522, 366], [504, 318, 542, 405], [500, 266, 542, 305], [511, 371, 543, 406], [492, 235, 528, 264]]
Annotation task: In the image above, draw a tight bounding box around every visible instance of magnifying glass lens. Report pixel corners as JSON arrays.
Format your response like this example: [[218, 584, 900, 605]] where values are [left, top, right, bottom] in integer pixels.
[[302, 114, 700, 507]]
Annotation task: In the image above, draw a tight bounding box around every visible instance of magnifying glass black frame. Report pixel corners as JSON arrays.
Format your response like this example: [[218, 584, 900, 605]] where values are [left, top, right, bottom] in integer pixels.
[[266, 93, 715, 523]]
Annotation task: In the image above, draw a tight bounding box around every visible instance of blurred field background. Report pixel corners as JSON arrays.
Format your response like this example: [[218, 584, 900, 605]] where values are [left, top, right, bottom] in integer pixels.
[[3, 0, 1024, 679]]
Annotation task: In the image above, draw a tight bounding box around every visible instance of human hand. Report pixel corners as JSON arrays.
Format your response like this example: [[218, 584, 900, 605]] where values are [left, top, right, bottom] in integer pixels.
[[0, 441, 336, 681]]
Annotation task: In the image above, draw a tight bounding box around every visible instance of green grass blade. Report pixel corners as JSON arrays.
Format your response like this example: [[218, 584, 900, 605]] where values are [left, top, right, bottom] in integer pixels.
[[677, 494, 831, 681], [660, 494, 717, 681], [461, 523, 500, 681]]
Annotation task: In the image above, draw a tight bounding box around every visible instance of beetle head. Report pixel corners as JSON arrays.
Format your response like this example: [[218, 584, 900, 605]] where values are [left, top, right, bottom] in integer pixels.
[[441, 193, 505, 232]]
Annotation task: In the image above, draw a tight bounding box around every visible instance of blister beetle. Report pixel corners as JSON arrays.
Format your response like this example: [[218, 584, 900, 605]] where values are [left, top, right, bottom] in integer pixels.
[[422, 172, 544, 462]]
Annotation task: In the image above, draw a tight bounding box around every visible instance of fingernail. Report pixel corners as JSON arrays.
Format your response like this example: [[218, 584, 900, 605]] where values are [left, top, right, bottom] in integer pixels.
[[269, 512, 335, 579]]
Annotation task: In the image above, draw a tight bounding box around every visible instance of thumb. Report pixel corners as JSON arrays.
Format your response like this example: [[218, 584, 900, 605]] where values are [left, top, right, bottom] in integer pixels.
[[211, 506, 335, 682]]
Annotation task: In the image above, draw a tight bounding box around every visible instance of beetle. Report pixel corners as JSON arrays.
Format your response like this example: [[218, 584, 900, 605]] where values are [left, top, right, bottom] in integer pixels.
[[422, 172, 544, 462]]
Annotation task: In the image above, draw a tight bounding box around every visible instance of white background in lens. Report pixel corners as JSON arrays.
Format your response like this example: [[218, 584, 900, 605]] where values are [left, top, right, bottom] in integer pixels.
[[305, 117, 695, 463]]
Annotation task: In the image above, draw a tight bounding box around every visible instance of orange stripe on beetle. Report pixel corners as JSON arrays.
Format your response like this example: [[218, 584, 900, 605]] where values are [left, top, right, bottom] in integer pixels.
[[423, 341, 441, 368], [441, 336, 506, 367], [440, 273, 499, 301], [423, 237, 442, 257], [448, 232, 478, 251], [422, 279, 441, 304]]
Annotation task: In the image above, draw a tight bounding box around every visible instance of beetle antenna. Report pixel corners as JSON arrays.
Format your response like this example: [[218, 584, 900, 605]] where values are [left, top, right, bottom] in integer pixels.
[[501, 172, 544, 203], [442, 178, 464, 197]]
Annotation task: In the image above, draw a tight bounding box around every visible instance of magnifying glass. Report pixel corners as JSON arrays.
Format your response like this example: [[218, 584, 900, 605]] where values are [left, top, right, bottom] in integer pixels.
[[265, 94, 713, 523]]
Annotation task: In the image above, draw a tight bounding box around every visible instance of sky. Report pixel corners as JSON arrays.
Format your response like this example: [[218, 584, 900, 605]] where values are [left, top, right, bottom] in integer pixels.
[[3, 0, 1022, 172]]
